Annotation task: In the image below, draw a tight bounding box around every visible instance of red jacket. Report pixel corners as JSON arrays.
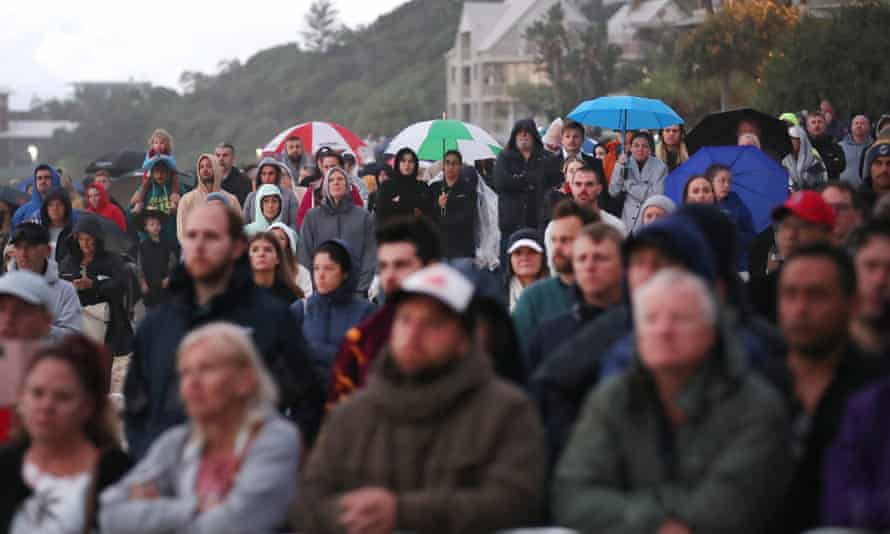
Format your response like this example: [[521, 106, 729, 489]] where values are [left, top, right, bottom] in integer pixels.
[[326, 304, 395, 409], [86, 183, 127, 232]]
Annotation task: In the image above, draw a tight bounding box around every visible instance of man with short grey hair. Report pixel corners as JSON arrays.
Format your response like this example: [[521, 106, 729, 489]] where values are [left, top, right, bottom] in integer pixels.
[[839, 114, 873, 186], [554, 268, 790, 533]]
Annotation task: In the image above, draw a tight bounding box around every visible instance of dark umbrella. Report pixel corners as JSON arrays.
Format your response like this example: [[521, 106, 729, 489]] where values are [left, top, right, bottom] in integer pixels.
[[686, 108, 792, 159], [0, 186, 30, 206], [84, 150, 145, 176], [73, 212, 135, 256]]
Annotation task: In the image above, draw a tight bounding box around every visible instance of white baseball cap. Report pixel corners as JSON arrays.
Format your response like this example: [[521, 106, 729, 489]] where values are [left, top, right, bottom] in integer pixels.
[[0, 271, 53, 311], [507, 238, 543, 255], [397, 263, 474, 314]]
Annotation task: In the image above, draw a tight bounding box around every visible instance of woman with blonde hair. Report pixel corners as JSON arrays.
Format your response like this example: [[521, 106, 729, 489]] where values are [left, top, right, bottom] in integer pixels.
[[100, 322, 300, 534], [655, 124, 689, 172]]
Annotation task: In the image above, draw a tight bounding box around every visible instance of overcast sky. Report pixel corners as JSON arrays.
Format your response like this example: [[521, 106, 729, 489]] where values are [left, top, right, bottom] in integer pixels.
[[0, 0, 408, 109]]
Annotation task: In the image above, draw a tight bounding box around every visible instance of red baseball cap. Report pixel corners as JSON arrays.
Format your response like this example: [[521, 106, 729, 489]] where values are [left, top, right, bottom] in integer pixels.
[[772, 190, 836, 228]]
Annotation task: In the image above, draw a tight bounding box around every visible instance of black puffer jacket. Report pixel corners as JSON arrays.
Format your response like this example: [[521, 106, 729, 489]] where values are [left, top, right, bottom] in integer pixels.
[[375, 148, 433, 226], [810, 133, 846, 179], [493, 119, 561, 235]]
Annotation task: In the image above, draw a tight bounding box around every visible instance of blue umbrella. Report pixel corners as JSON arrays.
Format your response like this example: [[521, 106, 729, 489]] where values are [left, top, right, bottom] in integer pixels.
[[664, 146, 789, 233], [568, 96, 683, 152]]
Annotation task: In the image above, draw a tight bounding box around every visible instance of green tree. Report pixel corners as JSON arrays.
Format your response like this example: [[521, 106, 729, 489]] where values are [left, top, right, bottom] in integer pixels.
[[520, 2, 620, 117], [301, 0, 343, 53], [755, 2, 890, 118], [677, 0, 797, 111]]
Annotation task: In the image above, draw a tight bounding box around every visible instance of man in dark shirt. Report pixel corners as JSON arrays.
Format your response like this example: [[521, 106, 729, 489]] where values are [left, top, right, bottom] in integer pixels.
[[428, 150, 478, 259]]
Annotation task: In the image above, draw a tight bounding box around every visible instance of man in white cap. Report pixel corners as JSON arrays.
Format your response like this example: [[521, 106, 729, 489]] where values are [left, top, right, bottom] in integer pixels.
[[0, 270, 55, 341], [301, 263, 547, 534]]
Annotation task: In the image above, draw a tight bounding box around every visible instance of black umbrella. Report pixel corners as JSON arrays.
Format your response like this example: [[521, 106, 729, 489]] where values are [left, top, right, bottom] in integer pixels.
[[0, 186, 30, 206], [686, 108, 792, 159], [84, 150, 145, 176], [73, 212, 135, 256]]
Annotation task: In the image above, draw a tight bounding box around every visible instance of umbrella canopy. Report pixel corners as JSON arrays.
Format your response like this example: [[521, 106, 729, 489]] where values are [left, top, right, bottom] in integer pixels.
[[0, 186, 30, 206], [664, 146, 789, 233], [85, 150, 146, 176], [385, 120, 502, 163], [72, 212, 135, 256], [264, 121, 366, 163], [686, 108, 793, 159], [567, 96, 684, 132]]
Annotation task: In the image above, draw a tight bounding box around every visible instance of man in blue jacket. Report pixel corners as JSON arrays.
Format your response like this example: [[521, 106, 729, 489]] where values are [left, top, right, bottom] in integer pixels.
[[123, 202, 323, 459], [11, 164, 61, 228]]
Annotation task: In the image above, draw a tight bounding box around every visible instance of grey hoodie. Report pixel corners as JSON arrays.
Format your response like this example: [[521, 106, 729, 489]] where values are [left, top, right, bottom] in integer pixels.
[[297, 170, 376, 295], [11, 258, 82, 339], [839, 133, 874, 186]]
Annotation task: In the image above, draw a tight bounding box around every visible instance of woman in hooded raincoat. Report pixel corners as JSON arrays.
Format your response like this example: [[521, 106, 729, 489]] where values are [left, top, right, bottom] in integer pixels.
[[244, 184, 284, 237], [298, 167, 376, 297]]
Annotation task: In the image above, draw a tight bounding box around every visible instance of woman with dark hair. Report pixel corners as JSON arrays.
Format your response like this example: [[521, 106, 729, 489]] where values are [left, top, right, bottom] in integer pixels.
[[504, 228, 549, 312], [268, 222, 313, 298], [292, 240, 375, 383], [59, 216, 133, 355], [367, 164, 393, 213], [608, 131, 669, 232], [682, 174, 717, 204], [375, 147, 432, 225], [0, 335, 131, 533], [248, 232, 303, 304], [38, 188, 76, 264], [707, 163, 756, 273]]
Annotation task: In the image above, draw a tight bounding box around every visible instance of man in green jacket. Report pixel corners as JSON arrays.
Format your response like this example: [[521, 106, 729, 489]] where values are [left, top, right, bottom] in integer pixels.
[[553, 268, 791, 534], [512, 199, 598, 365]]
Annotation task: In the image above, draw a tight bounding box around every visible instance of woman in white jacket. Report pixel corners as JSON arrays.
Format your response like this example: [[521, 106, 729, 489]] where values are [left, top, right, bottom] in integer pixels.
[[608, 131, 669, 232]]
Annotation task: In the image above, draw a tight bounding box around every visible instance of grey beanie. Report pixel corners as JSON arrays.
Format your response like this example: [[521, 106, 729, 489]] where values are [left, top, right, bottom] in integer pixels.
[[640, 194, 677, 216]]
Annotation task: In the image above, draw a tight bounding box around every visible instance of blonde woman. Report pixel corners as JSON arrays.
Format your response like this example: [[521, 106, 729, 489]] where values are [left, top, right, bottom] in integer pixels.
[[100, 322, 300, 534]]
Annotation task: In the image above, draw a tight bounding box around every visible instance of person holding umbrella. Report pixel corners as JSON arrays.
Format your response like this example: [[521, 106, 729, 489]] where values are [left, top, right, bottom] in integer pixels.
[[608, 131, 669, 231], [428, 150, 477, 259]]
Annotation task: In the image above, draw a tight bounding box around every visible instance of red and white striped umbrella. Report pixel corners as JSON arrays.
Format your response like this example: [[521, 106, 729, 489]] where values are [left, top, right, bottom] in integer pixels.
[[264, 121, 366, 163]]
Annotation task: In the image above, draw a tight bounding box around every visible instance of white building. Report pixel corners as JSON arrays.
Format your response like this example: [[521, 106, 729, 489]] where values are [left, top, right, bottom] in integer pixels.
[[607, 0, 692, 61], [445, 0, 589, 142]]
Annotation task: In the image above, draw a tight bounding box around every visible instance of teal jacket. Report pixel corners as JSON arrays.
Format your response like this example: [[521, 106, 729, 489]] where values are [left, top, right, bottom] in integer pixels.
[[511, 276, 575, 367]]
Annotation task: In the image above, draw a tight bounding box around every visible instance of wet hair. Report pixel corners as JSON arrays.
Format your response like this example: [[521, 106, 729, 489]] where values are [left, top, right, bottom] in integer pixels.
[[313, 241, 352, 280], [23, 335, 118, 448], [562, 119, 585, 137], [376, 216, 442, 264], [682, 175, 715, 203], [704, 164, 732, 181], [444, 150, 463, 164], [248, 232, 303, 299], [784, 242, 857, 296], [552, 198, 599, 225], [573, 164, 603, 185], [819, 181, 863, 211], [850, 219, 890, 254]]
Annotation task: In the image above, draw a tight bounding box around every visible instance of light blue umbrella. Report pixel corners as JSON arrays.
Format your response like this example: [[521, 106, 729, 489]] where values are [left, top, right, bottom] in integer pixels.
[[568, 96, 684, 152]]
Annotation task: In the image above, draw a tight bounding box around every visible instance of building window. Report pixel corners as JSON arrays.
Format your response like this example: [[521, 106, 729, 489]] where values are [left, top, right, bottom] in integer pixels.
[[473, 65, 478, 81], [463, 104, 472, 122], [462, 67, 471, 86], [451, 67, 456, 85]]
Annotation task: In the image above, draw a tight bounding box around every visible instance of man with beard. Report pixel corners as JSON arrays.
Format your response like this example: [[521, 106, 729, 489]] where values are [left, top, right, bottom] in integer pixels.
[[216, 143, 252, 206], [771, 243, 884, 533], [807, 111, 846, 180], [512, 199, 597, 358], [123, 203, 323, 459], [326, 216, 441, 407], [850, 221, 890, 356], [859, 141, 890, 213], [280, 134, 312, 183], [176, 153, 240, 242]]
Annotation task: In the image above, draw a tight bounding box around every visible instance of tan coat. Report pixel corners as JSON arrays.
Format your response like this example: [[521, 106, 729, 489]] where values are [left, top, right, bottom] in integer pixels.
[[300, 349, 547, 534], [176, 153, 240, 241]]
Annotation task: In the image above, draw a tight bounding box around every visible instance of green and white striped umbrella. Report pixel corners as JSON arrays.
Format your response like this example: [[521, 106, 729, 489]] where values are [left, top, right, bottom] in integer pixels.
[[386, 120, 502, 163]]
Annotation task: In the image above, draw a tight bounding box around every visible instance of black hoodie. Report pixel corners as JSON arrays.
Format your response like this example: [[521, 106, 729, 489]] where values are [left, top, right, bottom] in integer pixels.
[[375, 148, 433, 226], [39, 188, 75, 264], [492, 119, 561, 234]]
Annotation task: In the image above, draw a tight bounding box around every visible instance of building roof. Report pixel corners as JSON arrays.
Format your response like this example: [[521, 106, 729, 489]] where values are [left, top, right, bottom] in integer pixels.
[[610, 0, 688, 29], [458, 2, 504, 44], [0, 120, 78, 140], [476, 0, 589, 52]]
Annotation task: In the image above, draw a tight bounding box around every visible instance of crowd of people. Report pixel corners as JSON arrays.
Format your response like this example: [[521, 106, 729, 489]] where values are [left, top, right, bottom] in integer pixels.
[[0, 100, 889, 534]]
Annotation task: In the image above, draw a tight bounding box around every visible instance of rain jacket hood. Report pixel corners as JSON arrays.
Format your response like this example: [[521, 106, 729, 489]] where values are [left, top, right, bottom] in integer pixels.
[[254, 157, 286, 189], [625, 214, 717, 284], [195, 153, 224, 194], [321, 167, 355, 210], [39, 188, 75, 228], [11, 164, 63, 227], [392, 147, 420, 182], [268, 222, 298, 255], [244, 184, 283, 236], [70, 216, 108, 259], [506, 118, 544, 154], [86, 182, 112, 212], [143, 155, 177, 182]]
